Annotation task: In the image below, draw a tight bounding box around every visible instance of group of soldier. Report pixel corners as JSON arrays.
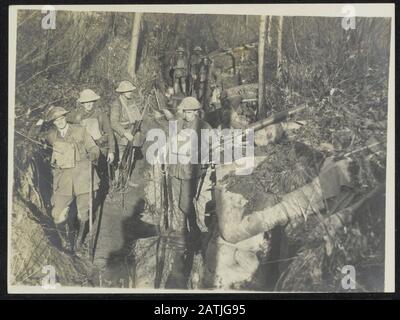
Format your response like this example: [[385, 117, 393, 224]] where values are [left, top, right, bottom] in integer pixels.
[[29, 76, 213, 288], [30, 80, 144, 256], [169, 45, 217, 110]]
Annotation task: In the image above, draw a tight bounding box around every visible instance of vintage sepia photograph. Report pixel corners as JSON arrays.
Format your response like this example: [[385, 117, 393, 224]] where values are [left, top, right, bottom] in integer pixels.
[[8, 4, 394, 293]]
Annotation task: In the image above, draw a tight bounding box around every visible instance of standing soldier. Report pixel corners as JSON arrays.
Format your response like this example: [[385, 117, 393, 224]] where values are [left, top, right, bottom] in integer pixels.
[[170, 46, 189, 95], [68, 89, 115, 195], [31, 106, 100, 254], [189, 46, 202, 96], [197, 55, 216, 111], [164, 97, 212, 288], [110, 80, 142, 187]]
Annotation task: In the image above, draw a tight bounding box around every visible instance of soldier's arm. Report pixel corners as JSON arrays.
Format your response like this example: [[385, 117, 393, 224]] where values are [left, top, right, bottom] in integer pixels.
[[83, 128, 100, 162], [110, 100, 126, 137], [28, 119, 44, 138], [28, 119, 54, 147]]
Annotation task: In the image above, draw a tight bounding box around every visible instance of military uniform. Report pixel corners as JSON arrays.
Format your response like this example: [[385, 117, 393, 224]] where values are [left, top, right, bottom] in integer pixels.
[[46, 124, 100, 224], [110, 95, 142, 159], [170, 47, 189, 95], [162, 97, 212, 288], [28, 106, 100, 253], [67, 105, 115, 195], [68, 107, 115, 156], [167, 117, 211, 233], [189, 47, 203, 96]]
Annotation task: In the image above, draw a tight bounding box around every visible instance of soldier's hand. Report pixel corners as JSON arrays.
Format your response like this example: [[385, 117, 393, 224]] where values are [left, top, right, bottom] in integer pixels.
[[162, 109, 175, 120], [107, 152, 115, 164], [124, 131, 134, 142]]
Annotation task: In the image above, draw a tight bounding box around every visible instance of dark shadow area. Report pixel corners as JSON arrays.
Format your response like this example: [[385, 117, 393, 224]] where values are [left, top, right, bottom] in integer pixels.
[[103, 197, 158, 287]]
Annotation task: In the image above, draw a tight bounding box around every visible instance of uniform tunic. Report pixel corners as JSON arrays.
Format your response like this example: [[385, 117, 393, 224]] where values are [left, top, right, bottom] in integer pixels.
[[171, 55, 189, 79], [165, 117, 212, 237], [110, 95, 142, 149], [67, 106, 115, 155], [163, 116, 212, 288], [46, 124, 100, 223]]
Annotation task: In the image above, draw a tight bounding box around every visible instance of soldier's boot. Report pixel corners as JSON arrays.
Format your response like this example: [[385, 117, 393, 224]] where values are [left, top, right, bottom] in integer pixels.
[[55, 222, 71, 253], [74, 220, 87, 257]]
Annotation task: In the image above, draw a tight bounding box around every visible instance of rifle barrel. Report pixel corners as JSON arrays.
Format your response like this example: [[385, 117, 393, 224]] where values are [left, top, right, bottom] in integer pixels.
[[344, 141, 384, 157], [249, 104, 307, 132], [15, 130, 62, 153], [210, 104, 307, 153]]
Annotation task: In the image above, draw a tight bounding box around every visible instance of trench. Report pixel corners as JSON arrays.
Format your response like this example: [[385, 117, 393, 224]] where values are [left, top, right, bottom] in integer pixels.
[[92, 155, 158, 288]]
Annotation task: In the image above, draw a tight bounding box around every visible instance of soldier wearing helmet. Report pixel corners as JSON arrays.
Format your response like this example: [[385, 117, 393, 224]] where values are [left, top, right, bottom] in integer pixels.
[[67, 89, 116, 195], [163, 97, 212, 289], [110, 80, 143, 186], [189, 46, 203, 96], [29, 106, 100, 253], [170, 46, 189, 95]]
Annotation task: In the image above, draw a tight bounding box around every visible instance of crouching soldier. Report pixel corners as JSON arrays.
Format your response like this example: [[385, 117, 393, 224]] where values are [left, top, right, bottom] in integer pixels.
[[68, 89, 115, 196], [110, 80, 143, 188], [38, 107, 100, 254], [164, 97, 212, 288]]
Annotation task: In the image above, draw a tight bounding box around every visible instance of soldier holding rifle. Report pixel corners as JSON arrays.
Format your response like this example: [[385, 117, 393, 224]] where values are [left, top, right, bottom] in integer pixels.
[[110, 80, 143, 188]]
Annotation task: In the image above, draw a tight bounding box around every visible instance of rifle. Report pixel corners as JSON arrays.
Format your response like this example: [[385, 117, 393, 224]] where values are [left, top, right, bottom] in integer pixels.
[[88, 161, 94, 260], [117, 101, 150, 189], [154, 88, 161, 111], [15, 130, 62, 153], [212, 103, 307, 153], [160, 163, 169, 231], [196, 165, 209, 201], [153, 90, 171, 232], [343, 141, 384, 158], [248, 103, 307, 131]]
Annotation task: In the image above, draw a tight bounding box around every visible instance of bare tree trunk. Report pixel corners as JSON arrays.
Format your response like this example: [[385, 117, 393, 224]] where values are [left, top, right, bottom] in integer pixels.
[[267, 16, 273, 47], [258, 15, 268, 118], [276, 16, 284, 80], [127, 12, 142, 80], [68, 13, 87, 79]]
